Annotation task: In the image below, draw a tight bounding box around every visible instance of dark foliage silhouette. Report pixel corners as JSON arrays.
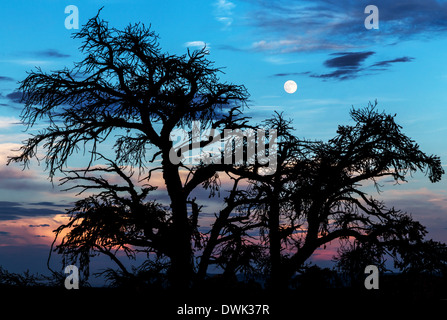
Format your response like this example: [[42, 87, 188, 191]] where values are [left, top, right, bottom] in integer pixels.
[[8, 10, 446, 291], [0, 265, 84, 288], [0, 266, 45, 287], [233, 103, 444, 289], [8, 11, 253, 289], [334, 238, 447, 289]]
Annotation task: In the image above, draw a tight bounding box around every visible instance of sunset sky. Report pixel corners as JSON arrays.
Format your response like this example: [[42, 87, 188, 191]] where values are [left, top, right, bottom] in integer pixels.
[[2, 0, 447, 278]]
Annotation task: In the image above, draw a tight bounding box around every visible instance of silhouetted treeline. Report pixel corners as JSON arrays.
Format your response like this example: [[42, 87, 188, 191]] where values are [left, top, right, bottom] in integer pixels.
[[8, 10, 446, 291]]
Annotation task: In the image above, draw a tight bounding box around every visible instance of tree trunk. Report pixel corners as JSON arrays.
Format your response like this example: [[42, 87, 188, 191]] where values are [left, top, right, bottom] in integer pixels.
[[162, 156, 193, 290], [283, 205, 321, 282], [268, 189, 284, 290], [197, 214, 224, 281]]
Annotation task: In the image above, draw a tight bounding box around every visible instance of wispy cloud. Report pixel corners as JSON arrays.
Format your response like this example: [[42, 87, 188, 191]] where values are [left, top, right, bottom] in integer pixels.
[[312, 52, 414, 80], [214, 0, 235, 28], [0, 49, 69, 68], [0, 167, 50, 191], [271, 51, 415, 81], [0, 76, 14, 82], [4, 91, 22, 103], [371, 56, 415, 69], [32, 49, 70, 58], [28, 202, 69, 208], [0, 91, 25, 110], [184, 41, 210, 50], [0, 59, 50, 66], [0, 143, 53, 193], [324, 51, 375, 69], [0, 214, 69, 246], [215, 0, 235, 13], [28, 224, 50, 228], [0, 116, 21, 129], [185, 41, 206, 47], [272, 71, 310, 77], [245, 0, 447, 53], [0, 201, 64, 221], [252, 38, 353, 54], [310, 51, 376, 80]]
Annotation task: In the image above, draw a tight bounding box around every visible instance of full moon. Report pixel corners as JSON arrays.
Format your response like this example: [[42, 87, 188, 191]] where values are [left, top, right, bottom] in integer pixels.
[[284, 80, 297, 94]]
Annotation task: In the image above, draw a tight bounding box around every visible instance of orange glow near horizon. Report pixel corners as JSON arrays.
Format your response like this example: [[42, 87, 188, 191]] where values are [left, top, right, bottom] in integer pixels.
[[0, 214, 70, 247]]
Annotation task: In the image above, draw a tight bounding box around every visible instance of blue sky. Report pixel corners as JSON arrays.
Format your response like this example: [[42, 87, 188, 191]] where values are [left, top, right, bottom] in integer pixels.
[[1, 0, 447, 276]]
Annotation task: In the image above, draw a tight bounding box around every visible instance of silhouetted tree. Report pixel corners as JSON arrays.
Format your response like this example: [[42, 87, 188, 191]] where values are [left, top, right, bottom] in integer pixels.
[[8, 9, 445, 291], [334, 241, 387, 286], [244, 103, 444, 288], [281, 104, 442, 280], [51, 154, 172, 279], [8, 11, 252, 289], [394, 239, 447, 275], [334, 238, 447, 287], [235, 112, 304, 289]]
